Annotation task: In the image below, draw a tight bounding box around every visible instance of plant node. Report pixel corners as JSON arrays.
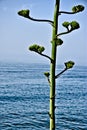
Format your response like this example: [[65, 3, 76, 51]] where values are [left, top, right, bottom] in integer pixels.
[[56, 38, 63, 46], [51, 38, 63, 46]]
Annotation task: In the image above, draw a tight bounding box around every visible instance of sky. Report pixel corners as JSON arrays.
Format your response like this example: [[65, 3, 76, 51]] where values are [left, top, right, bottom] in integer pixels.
[[0, 0, 87, 66]]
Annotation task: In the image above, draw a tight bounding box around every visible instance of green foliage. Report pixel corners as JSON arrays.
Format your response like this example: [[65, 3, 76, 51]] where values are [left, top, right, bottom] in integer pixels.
[[62, 22, 70, 29], [56, 38, 63, 46], [65, 61, 75, 69], [51, 38, 63, 46], [62, 21, 80, 31], [44, 72, 50, 77], [70, 21, 80, 30], [29, 44, 45, 54], [72, 5, 84, 13], [18, 10, 30, 18]]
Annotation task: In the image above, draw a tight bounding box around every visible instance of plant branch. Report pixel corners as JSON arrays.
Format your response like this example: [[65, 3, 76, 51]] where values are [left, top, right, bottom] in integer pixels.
[[18, 10, 53, 25], [57, 29, 72, 37], [55, 68, 67, 79], [28, 16, 54, 25], [59, 11, 75, 15], [59, 5, 85, 15], [35, 51, 53, 62], [47, 77, 51, 86], [55, 61, 75, 79], [57, 21, 80, 37], [39, 52, 53, 62]]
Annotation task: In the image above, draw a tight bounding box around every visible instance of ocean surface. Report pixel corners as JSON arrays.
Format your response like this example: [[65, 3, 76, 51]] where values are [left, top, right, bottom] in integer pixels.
[[0, 63, 87, 130]]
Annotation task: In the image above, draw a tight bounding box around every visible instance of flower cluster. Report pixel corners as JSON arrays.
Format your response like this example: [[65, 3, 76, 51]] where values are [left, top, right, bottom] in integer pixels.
[[65, 61, 75, 69], [18, 10, 30, 18], [51, 38, 63, 46], [62, 21, 80, 31], [72, 5, 84, 13], [29, 44, 45, 54]]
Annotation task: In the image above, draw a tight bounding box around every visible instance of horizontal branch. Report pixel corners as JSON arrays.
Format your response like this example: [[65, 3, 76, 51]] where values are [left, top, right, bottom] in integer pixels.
[[59, 11, 75, 15], [28, 16, 54, 25], [55, 68, 67, 79], [18, 10, 53, 25], [59, 5, 85, 15]]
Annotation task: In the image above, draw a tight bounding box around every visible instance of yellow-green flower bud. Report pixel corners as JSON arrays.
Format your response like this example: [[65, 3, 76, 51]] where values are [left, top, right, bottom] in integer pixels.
[[56, 38, 63, 46], [62, 22, 70, 29], [29, 44, 45, 53], [18, 10, 30, 18], [44, 72, 50, 77], [65, 61, 75, 69], [72, 5, 84, 13], [70, 21, 80, 30]]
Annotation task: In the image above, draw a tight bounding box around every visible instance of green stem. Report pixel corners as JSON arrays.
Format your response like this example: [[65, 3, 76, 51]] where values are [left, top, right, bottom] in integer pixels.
[[55, 68, 67, 79], [59, 11, 75, 15], [28, 16, 53, 24], [50, 0, 60, 129], [37, 52, 53, 62], [57, 29, 72, 37]]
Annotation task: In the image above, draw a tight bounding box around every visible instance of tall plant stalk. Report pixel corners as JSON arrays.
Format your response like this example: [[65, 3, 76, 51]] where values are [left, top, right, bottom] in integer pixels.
[[49, 1, 60, 129], [18, 1, 84, 129]]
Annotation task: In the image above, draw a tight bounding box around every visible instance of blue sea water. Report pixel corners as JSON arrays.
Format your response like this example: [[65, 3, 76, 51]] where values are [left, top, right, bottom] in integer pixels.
[[0, 62, 87, 130]]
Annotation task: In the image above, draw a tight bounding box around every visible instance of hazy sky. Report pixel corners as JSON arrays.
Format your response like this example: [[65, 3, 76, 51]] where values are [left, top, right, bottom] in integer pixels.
[[0, 0, 87, 65]]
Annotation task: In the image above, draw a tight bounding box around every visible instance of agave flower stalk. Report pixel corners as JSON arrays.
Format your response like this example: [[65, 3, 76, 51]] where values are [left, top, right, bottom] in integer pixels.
[[18, 0, 84, 129]]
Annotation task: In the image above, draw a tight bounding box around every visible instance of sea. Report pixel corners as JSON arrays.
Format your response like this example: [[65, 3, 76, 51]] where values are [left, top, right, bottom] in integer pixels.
[[0, 62, 87, 130]]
